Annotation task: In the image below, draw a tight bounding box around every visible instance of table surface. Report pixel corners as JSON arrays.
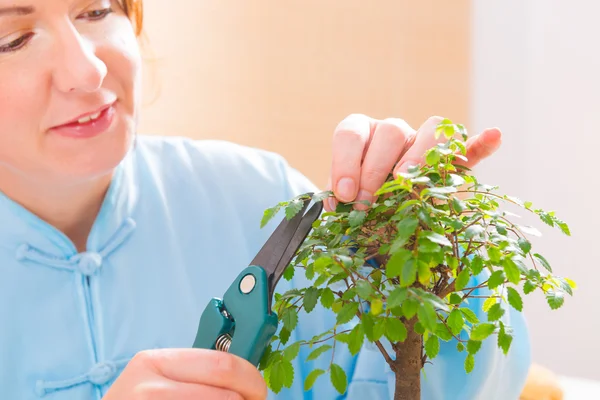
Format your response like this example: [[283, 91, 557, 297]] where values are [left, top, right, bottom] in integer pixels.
[[560, 376, 600, 399]]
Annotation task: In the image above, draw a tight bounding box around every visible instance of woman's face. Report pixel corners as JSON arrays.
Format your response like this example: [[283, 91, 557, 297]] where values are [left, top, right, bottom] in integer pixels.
[[0, 0, 141, 186]]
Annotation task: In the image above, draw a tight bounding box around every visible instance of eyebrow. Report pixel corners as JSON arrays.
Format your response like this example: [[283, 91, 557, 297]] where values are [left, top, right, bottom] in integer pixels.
[[0, 6, 35, 17]]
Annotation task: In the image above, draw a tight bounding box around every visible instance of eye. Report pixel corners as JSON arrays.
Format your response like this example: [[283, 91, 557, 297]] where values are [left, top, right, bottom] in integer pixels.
[[0, 32, 34, 54], [79, 7, 114, 21]]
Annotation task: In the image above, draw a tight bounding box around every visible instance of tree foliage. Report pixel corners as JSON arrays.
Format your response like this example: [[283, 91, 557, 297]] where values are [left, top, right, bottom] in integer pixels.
[[258, 119, 574, 397]]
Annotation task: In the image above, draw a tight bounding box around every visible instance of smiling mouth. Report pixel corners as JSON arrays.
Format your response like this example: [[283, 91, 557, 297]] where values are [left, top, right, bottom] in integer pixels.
[[53, 102, 116, 129]]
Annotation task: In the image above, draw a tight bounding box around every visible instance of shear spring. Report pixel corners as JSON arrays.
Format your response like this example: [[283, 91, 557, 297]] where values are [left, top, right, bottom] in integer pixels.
[[215, 333, 232, 352]]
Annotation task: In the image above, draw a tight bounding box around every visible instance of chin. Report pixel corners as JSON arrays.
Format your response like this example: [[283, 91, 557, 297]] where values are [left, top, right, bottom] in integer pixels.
[[50, 118, 136, 185]]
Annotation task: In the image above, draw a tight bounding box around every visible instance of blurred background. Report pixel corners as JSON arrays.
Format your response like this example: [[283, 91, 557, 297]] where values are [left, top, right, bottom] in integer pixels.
[[137, 0, 599, 393]]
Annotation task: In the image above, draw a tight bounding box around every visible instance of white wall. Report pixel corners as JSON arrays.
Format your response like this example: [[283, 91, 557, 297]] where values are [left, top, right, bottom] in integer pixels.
[[471, 0, 600, 380]]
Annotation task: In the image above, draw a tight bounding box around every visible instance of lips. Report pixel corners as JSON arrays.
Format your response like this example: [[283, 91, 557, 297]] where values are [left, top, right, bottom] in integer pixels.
[[52, 101, 116, 129]]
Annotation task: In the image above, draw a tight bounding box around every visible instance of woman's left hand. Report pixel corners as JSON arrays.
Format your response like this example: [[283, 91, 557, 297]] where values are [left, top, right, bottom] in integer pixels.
[[324, 114, 503, 212]]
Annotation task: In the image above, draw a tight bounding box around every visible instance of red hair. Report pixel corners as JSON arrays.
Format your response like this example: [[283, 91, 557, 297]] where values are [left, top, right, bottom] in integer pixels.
[[121, 0, 143, 36]]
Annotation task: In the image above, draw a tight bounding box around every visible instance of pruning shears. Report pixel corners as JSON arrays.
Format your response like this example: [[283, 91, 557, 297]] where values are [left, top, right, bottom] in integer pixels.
[[192, 195, 323, 366]]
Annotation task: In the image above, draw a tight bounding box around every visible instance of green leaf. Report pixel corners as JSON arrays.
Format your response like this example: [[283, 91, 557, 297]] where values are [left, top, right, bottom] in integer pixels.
[[355, 281, 373, 300], [507, 287, 523, 312], [503, 259, 521, 285], [261, 204, 282, 228], [523, 280, 536, 295], [402, 298, 419, 319], [282, 308, 298, 331], [283, 265, 295, 281], [373, 318, 386, 341], [337, 302, 359, 324], [303, 287, 319, 313], [307, 344, 332, 361], [283, 342, 301, 361], [425, 335, 440, 359], [470, 323, 496, 340], [435, 323, 454, 341], [467, 340, 482, 355], [422, 231, 452, 247], [465, 225, 485, 239], [447, 309, 464, 336], [483, 297, 496, 312], [533, 253, 552, 272], [385, 318, 408, 342], [362, 313, 375, 340], [449, 293, 463, 305], [279, 326, 292, 345], [386, 248, 412, 278], [348, 323, 365, 355], [387, 287, 408, 309], [451, 197, 467, 214], [417, 303, 438, 332], [397, 217, 419, 238], [426, 149, 441, 165], [465, 354, 475, 373], [517, 238, 531, 254], [470, 256, 484, 275], [348, 210, 367, 228], [304, 369, 326, 391], [456, 342, 465, 352], [487, 303, 505, 322], [546, 290, 565, 310], [460, 308, 479, 324], [498, 323, 513, 355], [320, 288, 335, 308], [401, 259, 418, 287], [285, 199, 304, 220], [487, 270, 505, 290], [455, 269, 471, 291], [271, 359, 294, 393], [370, 298, 383, 316], [418, 260, 432, 285], [330, 364, 348, 395]]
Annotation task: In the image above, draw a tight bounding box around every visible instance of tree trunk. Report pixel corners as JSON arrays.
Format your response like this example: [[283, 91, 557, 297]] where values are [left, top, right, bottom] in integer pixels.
[[392, 318, 422, 400]]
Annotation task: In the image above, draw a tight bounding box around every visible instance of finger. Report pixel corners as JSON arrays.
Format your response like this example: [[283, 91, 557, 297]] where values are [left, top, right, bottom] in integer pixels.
[[354, 118, 415, 210], [135, 349, 268, 400], [393, 116, 448, 176], [132, 379, 245, 400], [323, 176, 336, 212], [455, 127, 502, 169], [330, 113, 375, 203]]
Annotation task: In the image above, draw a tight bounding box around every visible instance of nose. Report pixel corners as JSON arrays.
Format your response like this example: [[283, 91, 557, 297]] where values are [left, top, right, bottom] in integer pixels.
[[52, 25, 107, 93]]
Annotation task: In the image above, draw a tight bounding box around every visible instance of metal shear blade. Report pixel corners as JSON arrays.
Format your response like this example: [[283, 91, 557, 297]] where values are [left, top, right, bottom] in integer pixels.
[[250, 195, 323, 311]]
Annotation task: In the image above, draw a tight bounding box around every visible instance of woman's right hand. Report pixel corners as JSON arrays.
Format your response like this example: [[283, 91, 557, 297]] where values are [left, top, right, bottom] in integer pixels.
[[103, 348, 268, 399]]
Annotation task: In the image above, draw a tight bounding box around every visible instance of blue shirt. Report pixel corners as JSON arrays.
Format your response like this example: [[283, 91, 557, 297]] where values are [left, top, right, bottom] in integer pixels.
[[0, 135, 531, 399]]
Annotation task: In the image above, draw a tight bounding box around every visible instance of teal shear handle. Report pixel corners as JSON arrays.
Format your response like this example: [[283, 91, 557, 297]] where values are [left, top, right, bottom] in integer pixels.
[[192, 195, 323, 368], [192, 265, 278, 366]]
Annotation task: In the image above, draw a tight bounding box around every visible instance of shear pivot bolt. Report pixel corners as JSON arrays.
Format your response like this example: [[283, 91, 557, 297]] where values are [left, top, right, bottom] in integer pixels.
[[240, 274, 256, 294]]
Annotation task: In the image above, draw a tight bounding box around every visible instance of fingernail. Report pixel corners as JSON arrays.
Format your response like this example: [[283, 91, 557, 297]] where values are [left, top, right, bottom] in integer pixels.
[[395, 162, 416, 177], [354, 190, 373, 210], [336, 177, 356, 202], [327, 197, 337, 211]]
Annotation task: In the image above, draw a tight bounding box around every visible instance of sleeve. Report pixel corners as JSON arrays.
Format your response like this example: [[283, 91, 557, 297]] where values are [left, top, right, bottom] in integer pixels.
[[269, 157, 532, 400]]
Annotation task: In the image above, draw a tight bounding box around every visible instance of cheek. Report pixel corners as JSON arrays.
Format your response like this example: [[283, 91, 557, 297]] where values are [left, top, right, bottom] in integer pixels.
[[103, 23, 143, 115], [0, 66, 46, 168]]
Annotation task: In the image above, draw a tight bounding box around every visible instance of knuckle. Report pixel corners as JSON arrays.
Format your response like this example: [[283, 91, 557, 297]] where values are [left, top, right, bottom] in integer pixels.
[[223, 391, 245, 400], [128, 350, 155, 371], [211, 351, 237, 376], [426, 115, 445, 125], [333, 114, 370, 140], [376, 118, 411, 143], [132, 381, 170, 400]]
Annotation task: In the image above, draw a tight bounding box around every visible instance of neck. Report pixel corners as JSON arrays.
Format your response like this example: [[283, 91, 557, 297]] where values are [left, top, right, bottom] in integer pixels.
[[0, 168, 112, 252]]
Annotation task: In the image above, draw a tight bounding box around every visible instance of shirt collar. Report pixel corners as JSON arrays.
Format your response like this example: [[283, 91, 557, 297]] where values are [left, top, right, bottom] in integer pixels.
[[0, 147, 139, 261]]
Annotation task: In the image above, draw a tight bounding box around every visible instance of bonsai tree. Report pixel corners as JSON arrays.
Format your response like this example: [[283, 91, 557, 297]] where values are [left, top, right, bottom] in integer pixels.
[[258, 119, 574, 400]]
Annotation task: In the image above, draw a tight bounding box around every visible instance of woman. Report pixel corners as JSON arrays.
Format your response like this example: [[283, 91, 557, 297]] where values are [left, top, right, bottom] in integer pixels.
[[0, 0, 530, 399]]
